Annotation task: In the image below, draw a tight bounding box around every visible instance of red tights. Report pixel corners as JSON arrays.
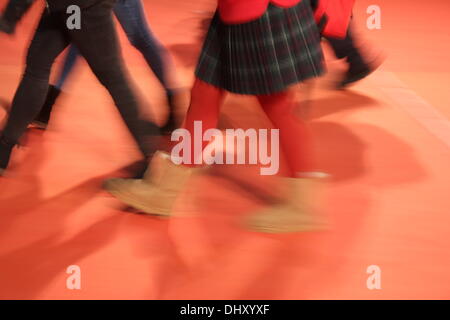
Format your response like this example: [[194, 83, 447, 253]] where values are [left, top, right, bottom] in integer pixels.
[[172, 78, 313, 177]]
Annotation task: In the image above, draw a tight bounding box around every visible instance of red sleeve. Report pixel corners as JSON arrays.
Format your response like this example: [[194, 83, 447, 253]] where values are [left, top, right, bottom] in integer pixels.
[[314, 0, 355, 38]]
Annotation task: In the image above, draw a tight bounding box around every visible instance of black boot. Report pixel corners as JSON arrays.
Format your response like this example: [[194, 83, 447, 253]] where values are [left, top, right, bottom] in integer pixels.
[[0, 136, 15, 175], [32, 85, 61, 129]]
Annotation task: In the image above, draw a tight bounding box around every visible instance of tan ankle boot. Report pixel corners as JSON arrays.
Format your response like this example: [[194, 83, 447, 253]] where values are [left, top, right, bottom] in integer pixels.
[[104, 151, 195, 216], [245, 177, 328, 233]]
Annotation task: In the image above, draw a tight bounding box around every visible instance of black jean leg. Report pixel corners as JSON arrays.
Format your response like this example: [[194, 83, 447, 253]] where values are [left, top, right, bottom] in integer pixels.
[[68, 2, 159, 157], [2, 10, 69, 144]]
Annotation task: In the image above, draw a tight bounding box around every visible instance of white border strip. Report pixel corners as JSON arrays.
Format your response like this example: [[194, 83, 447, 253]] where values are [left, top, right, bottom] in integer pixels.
[[370, 71, 450, 149]]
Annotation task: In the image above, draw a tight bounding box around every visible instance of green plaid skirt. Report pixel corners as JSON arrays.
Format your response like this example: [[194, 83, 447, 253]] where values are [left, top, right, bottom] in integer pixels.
[[195, 0, 324, 95]]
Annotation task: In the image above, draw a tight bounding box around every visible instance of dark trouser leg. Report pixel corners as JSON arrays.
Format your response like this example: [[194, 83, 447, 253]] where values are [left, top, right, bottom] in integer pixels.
[[33, 45, 81, 128], [67, 1, 160, 157], [1, 9, 68, 171], [2, 10, 69, 144], [0, 0, 35, 34]]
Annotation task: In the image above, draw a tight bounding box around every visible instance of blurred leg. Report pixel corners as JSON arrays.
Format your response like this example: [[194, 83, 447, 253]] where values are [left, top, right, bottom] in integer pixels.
[[68, 1, 160, 157], [1, 10, 69, 172], [180, 78, 225, 164], [32, 45, 81, 128], [114, 0, 182, 132], [257, 90, 313, 176], [113, 0, 176, 93], [2, 10, 69, 144]]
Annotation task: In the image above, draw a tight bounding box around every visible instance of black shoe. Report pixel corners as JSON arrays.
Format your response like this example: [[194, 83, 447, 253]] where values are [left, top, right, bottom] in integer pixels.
[[0, 136, 15, 175], [0, 16, 14, 35], [31, 85, 61, 129]]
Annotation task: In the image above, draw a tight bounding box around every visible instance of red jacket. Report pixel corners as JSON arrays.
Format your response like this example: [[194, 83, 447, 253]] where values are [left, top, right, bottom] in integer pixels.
[[218, 0, 301, 24], [217, 0, 355, 39]]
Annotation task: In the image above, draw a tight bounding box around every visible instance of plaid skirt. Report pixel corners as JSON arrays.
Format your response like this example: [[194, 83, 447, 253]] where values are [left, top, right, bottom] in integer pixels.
[[195, 0, 324, 95]]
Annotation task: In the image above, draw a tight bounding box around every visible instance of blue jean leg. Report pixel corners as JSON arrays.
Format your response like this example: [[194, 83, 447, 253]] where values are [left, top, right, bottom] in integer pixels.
[[113, 0, 174, 93]]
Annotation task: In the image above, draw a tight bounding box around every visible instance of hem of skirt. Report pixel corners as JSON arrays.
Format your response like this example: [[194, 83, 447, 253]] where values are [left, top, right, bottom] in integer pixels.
[[195, 70, 325, 96]]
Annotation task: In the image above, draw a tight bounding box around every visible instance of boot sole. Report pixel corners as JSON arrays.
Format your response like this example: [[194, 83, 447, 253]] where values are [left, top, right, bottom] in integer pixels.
[[245, 208, 330, 234], [105, 185, 173, 217], [30, 121, 48, 130], [247, 222, 328, 234]]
